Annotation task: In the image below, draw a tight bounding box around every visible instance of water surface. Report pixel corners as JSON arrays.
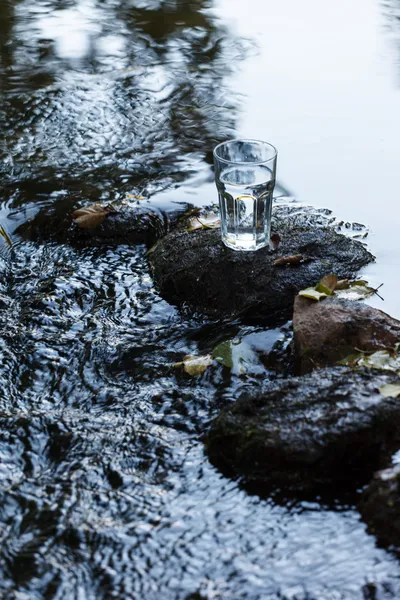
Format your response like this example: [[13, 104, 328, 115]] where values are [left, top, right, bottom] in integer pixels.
[[1, 1, 400, 599]]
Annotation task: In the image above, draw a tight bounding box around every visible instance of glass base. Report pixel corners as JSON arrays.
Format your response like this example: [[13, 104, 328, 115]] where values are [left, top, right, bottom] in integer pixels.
[[222, 234, 269, 252]]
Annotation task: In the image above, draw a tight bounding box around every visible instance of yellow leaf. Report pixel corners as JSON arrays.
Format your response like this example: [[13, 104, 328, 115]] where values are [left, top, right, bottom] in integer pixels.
[[187, 213, 220, 232], [379, 384, 400, 398], [298, 287, 329, 301], [174, 354, 213, 376]]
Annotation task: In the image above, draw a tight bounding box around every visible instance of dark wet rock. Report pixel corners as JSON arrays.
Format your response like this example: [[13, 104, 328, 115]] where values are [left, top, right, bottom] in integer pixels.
[[293, 297, 400, 374], [149, 205, 374, 318], [360, 463, 400, 549], [15, 197, 190, 247], [206, 368, 400, 493]]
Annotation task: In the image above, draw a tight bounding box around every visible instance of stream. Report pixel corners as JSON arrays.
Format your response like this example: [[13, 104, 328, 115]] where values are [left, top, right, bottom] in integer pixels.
[[1, 0, 400, 598]]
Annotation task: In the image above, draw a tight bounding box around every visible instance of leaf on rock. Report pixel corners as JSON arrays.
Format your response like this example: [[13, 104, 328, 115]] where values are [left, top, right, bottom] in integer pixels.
[[269, 233, 281, 251], [334, 280, 376, 301], [360, 350, 400, 371], [379, 383, 400, 398], [316, 274, 338, 296], [174, 354, 213, 376], [274, 254, 303, 267], [335, 279, 350, 290], [187, 213, 220, 232], [338, 352, 364, 367], [298, 287, 329, 302], [72, 204, 113, 229], [339, 349, 400, 372]]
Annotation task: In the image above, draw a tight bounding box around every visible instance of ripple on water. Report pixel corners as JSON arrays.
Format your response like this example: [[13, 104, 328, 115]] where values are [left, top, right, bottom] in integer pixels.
[[0, 0, 399, 598]]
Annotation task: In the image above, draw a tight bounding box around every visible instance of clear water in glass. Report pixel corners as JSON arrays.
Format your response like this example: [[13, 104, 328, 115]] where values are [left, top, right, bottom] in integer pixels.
[[216, 164, 275, 251]]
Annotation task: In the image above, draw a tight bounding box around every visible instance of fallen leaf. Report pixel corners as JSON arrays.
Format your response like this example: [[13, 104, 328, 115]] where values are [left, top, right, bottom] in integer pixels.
[[359, 350, 400, 371], [0, 224, 13, 248], [125, 194, 145, 200], [72, 204, 112, 229], [212, 338, 259, 375], [269, 233, 281, 251], [174, 354, 213, 376], [212, 340, 235, 369], [335, 279, 350, 290], [339, 349, 400, 372], [379, 383, 400, 398], [187, 213, 220, 232], [334, 281, 376, 301], [338, 352, 364, 367], [316, 274, 338, 296], [274, 254, 303, 267], [298, 287, 329, 301]]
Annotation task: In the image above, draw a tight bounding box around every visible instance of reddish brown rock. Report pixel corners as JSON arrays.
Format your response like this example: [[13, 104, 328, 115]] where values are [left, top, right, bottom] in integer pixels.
[[293, 297, 400, 374]]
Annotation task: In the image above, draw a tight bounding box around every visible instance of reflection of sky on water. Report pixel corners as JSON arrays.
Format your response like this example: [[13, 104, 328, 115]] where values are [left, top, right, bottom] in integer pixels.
[[216, 0, 400, 317], [0, 0, 244, 200]]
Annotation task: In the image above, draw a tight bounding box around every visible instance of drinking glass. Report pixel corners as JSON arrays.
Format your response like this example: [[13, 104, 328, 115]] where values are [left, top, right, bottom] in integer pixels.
[[213, 139, 277, 251]]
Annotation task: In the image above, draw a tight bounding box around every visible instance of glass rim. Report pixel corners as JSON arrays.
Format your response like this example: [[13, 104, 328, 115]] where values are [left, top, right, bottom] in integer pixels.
[[213, 138, 278, 166]]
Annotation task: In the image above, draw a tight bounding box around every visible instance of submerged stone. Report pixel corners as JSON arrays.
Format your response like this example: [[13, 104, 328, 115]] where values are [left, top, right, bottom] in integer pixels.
[[359, 463, 400, 549], [206, 368, 400, 493], [149, 204, 374, 318], [15, 197, 189, 247]]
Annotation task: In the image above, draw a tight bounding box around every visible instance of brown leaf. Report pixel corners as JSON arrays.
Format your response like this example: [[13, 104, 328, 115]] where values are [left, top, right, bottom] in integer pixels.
[[274, 254, 303, 267], [72, 204, 112, 230], [335, 279, 350, 290], [316, 274, 338, 295], [269, 233, 281, 251]]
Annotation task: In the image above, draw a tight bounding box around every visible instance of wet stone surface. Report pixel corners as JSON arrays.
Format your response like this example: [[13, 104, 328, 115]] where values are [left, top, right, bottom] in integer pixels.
[[1, 0, 400, 599], [360, 463, 400, 550], [293, 296, 400, 374], [207, 367, 400, 494], [149, 204, 374, 318], [15, 196, 190, 247]]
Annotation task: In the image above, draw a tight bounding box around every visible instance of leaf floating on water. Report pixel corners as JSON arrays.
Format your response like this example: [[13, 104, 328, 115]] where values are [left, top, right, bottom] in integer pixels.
[[72, 204, 113, 230], [316, 274, 337, 296], [379, 383, 400, 398], [298, 287, 329, 301], [212, 338, 258, 375], [274, 254, 303, 267], [212, 340, 235, 369], [174, 354, 213, 376]]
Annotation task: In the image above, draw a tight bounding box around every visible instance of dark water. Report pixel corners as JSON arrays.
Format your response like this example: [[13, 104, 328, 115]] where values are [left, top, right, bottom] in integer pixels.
[[1, 1, 400, 599]]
